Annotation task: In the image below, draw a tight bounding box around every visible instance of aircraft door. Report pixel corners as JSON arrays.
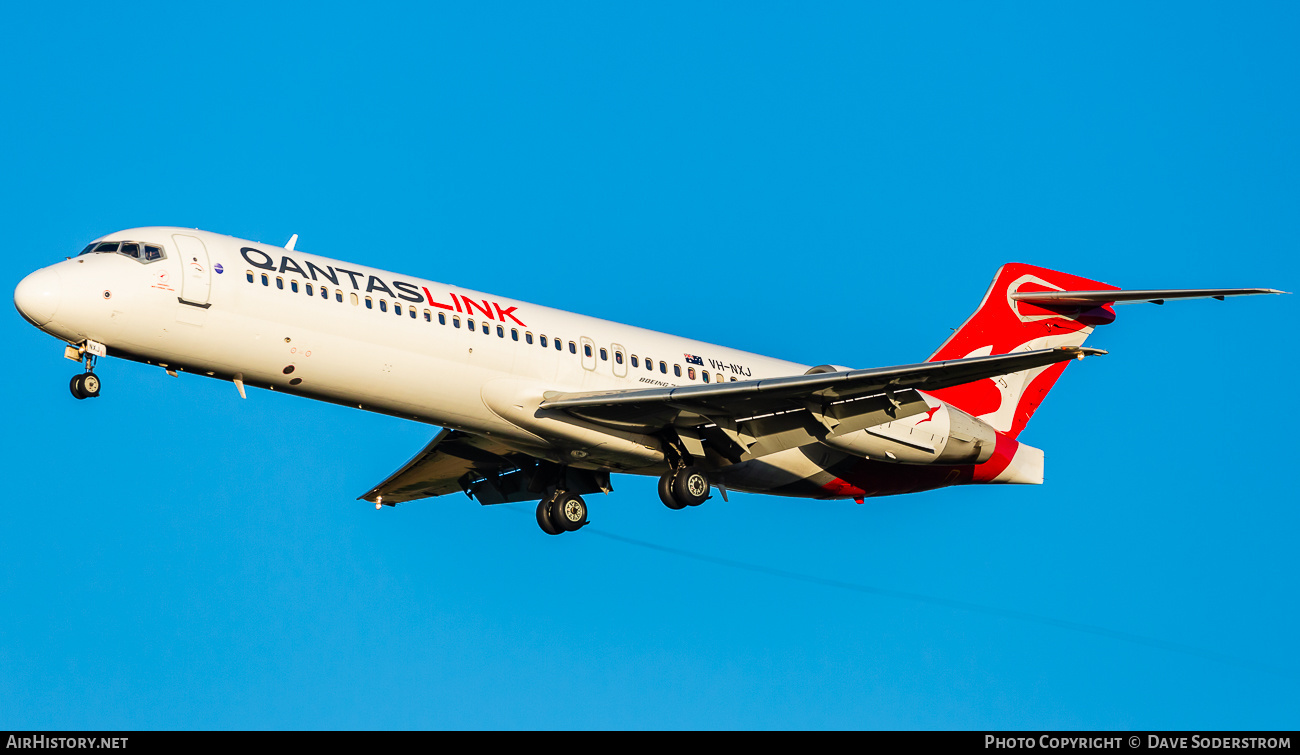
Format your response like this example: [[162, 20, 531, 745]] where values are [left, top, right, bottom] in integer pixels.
[[173, 234, 212, 307], [580, 337, 596, 371]]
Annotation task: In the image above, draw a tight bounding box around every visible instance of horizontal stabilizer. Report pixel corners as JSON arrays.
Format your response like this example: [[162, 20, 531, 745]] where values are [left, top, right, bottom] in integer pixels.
[[1011, 288, 1285, 306]]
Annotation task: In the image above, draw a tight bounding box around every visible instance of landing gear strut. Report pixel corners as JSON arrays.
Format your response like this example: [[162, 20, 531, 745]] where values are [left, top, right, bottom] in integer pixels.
[[69, 354, 100, 400], [659, 466, 710, 510], [536, 490, 588, 535]]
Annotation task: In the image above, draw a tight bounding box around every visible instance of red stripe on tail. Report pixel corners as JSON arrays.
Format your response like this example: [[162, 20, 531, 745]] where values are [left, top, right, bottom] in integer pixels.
[[925, 264, 1118, 438]]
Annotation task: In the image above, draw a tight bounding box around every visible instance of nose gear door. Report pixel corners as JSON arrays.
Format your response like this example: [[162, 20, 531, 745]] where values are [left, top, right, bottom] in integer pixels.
[[172, 234, 212, 307]]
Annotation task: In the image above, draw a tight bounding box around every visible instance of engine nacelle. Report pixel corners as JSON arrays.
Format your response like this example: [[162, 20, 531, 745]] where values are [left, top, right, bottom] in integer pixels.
[[818, 395, 996, 465]]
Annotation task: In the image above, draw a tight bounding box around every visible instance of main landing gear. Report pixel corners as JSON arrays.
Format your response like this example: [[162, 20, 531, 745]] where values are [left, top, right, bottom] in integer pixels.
[[69, 354, 100, 400], [531, 464, 710, 534], [536, 490, 589, 535], [658, 466, 710, 510]]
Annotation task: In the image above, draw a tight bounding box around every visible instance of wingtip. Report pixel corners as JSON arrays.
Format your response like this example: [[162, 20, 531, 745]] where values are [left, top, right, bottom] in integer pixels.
[[1064, 346, 1108, 360]]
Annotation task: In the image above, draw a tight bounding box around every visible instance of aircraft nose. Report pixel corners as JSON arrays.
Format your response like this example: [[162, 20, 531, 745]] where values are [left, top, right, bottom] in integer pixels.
[[14, 267, 62, 327]]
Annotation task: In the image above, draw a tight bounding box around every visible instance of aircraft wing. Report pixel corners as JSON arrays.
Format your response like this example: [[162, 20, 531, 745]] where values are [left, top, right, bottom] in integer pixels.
[[539, 346, 1104, 431], [358, 428, 523, 505], [364, 347, 1103, 503]]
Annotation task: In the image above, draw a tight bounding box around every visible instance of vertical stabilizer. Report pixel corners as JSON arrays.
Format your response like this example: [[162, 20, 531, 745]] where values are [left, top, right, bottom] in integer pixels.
[[925, 264, 1118, 438]]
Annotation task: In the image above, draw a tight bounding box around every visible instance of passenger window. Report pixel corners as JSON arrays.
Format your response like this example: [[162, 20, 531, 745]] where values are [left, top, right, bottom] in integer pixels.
[[351, 293, 359, 305], [261, 273, 269, 286], [410, 308, 416, 319], [556, 339, 563, 351], [631, 355, 638, 368], [731, 376, 738, 382], [438, 312, 446, 325], [702, 371, 709, 383], [569, 341, 577, 354], [512, 329, 519, 341], [306, 283, 314, 296], [276, 277, 284, 289], [483, 324, 490, 336], [320, 286, 328, 299], [674, 365, 682, 377], [120, 243, 140, 259], [365, 297, 373, 309], [659, 361, 667, 373], [245, 271, 254, 283], [688, 367, 695, 380], [292, 281, 300, 293], [599, 348, 607, 361], [584, 344, 593, 358], [395, 303, 402, 316], [453, 316, 461, 328], [525, 332, 533, 344], [540, 335, 547, 348], [380, 300, 388, 312], [144, 245, 163, 261], [467, 318, 474, 331], [497, 325, 504, 338], [615, 351, 623, 365], [335, 289, 343, 302], [424, 310, 431, 322]]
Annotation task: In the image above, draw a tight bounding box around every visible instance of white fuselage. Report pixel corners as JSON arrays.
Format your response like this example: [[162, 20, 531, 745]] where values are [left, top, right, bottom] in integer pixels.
[[19, 227, 866, 491], [17, 227, 1057, 504]]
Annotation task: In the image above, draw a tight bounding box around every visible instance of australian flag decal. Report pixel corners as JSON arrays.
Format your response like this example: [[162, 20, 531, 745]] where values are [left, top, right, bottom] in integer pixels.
[[684, 354, 704, 366]]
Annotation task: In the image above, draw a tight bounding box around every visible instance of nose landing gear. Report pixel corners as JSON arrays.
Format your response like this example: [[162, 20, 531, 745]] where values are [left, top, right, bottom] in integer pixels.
[[70, 372, 100, 399], [69, 353, 100, 400]]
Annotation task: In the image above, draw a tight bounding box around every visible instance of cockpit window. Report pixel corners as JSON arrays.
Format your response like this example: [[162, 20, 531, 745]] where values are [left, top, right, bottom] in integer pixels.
[[79, 239, 166, 264]]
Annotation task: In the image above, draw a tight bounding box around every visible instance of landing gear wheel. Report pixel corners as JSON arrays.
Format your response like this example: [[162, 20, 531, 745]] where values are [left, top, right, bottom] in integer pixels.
[[70, 372, 100, 400], [672, 467, 710, 507], [551, 493, 588, 532], [536, 496, 563, 536], [659, 472, 687, 510], [81, 372, 100, 398]]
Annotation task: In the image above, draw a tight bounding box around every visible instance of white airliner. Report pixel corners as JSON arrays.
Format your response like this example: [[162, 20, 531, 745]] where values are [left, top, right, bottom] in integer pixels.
[[13, 228, 1283, 535]]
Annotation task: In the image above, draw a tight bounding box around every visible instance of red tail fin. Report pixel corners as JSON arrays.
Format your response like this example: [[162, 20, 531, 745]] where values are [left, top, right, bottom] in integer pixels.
[[925, 264, 1119, 438]]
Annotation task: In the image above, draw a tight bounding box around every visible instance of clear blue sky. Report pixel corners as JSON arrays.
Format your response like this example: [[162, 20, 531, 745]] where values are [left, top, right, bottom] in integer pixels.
[[2, 2, 1297, 729]]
